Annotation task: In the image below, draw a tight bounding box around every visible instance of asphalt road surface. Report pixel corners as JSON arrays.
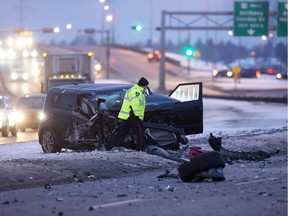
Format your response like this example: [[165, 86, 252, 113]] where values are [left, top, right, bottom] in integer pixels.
[[0, 131, 286, 216]]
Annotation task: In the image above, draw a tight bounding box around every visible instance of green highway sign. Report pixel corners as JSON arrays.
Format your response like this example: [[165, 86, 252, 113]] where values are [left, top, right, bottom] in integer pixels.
[[277, 2, 288, 37], [234, 1, 269, 36]]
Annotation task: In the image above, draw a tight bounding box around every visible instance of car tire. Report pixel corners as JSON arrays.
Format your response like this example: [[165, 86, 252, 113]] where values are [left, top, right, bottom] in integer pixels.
[[20, 127, 26, 132], [1, 126, 8, 137], [10, 126, 17, 136], [178, 151, 225, 182], [40, 128, 61, 153]]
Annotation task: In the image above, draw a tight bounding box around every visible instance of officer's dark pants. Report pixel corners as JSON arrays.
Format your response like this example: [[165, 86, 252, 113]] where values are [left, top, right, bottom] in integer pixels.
[[105, 116, 146, 151]]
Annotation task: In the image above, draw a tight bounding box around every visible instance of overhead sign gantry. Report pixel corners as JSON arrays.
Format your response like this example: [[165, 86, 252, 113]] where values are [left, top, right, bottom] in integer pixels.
[[157, 2, 286, 93]]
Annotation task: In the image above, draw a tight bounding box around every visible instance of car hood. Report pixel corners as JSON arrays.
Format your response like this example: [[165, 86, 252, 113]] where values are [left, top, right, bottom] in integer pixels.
[[145, 93, 179, 111]]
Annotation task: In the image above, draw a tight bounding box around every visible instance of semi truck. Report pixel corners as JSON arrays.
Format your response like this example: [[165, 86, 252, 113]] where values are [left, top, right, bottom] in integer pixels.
[[41, 52, 101, 93]]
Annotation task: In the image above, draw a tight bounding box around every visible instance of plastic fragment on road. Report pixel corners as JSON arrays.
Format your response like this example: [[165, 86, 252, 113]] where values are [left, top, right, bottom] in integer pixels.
[[208, 132, 280, 161]]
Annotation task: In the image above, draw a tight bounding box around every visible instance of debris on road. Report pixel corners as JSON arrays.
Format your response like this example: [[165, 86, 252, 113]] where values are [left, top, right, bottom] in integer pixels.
[[208, 133, 280, 161]]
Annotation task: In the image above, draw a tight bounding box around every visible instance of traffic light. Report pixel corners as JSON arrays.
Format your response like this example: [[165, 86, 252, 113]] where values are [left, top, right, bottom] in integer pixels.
[[194, 50, 201, 58], [131, 24, 143, 31], [184, 46, 195, 58]]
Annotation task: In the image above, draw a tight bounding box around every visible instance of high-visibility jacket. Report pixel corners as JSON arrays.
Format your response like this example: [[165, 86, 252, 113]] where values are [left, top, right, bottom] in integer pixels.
[[118, 84, 146, 121]]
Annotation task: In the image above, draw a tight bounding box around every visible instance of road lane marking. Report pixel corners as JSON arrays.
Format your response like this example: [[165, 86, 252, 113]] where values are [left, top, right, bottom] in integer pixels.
[[236, 177, 278, 185], [91, 198, 144, 209]]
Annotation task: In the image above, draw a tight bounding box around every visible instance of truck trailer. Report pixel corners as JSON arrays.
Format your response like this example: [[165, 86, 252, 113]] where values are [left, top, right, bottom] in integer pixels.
[[41, 52, 98, 93]]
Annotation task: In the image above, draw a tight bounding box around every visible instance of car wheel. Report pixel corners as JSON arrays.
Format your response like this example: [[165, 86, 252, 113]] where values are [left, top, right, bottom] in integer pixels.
[[20, 127, 26, 132], [10, 126, 17, 136], [1, 126, 8, 137], [40, 128, 61, 153], [178, 151, 225, 182]]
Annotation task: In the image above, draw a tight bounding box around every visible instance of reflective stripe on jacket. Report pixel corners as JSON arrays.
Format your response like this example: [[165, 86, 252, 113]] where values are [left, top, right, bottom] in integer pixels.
[[118, 84, 146, 120]]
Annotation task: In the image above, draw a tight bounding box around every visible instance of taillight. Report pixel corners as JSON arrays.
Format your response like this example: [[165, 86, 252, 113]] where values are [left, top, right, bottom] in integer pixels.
[[267, 69, 273, 74], [267, 69, 277, 74]]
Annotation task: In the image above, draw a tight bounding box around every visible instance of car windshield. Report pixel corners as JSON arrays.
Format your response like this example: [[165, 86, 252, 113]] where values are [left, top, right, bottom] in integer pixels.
[[17, 97, 45, 109], [91, 90, 126, 111]]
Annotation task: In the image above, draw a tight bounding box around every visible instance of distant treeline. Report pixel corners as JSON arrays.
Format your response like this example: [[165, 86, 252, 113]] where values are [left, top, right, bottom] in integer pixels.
[[53, 35, 287, 65], [153, 38, 287, 65]]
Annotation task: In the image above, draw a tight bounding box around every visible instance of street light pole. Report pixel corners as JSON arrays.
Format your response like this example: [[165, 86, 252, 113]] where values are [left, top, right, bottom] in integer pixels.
[[98, 0, 106, 44], [96, 30, 111, 79], [101, 9, 105, 44], [159, 11, 166, 93], [84, 28, 110, 78], [105, 30, 110, 79]]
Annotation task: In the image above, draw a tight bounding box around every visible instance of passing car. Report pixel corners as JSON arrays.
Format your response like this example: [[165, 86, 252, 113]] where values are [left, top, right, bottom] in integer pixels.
[[276, 71, 288, 80], [147, 50, 162, 62], [11, 68, 29, 82], [239, 67, 261, 78], [262, 58, 285, 75], [212, 66, 233, 78], [275, 64, 287, 80], [38, 82, 203, 153], [212, 66, 260, 79], [0, 96, 17, 137], [15, 94, 46, 132]]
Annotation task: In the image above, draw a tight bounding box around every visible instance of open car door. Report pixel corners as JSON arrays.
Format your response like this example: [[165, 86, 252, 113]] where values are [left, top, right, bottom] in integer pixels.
[[169, 82, 203, 135]]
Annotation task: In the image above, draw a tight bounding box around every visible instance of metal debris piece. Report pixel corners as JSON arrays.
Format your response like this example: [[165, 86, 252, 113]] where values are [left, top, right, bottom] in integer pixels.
[[208, 133, 279, 161]]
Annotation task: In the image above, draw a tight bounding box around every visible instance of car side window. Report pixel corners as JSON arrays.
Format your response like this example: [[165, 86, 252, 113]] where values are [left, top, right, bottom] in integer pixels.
[[55, 94, 76, 110], [51, 94, 60, 108]]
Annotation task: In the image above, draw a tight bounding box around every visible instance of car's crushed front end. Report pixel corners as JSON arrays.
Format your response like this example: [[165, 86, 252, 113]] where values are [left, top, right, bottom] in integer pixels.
[[67, 82, 203, 150]]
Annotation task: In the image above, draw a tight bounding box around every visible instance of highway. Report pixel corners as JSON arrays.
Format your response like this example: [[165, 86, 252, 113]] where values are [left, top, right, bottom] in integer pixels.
[[0, 44, 286, 145], [55, 44, 199, 91], [55, 44, 287, 98], [0, 45, 286, 216]]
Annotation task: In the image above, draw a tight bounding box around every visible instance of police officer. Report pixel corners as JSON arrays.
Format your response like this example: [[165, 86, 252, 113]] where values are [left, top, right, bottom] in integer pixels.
[[104, 77, 149, 151]]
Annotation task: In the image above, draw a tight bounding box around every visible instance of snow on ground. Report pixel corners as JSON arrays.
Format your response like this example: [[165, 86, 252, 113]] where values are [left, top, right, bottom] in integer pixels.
[[0, 98, 286, 161]]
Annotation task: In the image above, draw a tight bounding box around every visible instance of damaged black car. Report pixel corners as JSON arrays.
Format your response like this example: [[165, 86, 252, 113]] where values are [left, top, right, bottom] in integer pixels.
[[38, 82, 203, 153]]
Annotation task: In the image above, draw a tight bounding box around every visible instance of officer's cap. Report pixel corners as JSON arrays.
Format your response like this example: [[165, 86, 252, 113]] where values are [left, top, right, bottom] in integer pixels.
[[137, 77, 149, 86]]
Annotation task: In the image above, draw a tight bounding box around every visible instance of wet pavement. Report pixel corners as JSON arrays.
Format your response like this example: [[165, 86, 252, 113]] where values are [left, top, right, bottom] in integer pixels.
[[202, 77, 287, 103]]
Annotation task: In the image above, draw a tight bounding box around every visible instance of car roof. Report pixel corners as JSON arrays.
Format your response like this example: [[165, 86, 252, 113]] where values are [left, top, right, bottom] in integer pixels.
[[50, 83, 133, 94], [20, 93, 47, 98]]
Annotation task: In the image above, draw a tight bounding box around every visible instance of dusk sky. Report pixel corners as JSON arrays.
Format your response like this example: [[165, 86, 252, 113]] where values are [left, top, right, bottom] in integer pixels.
[[0, 0, 283, 47]]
